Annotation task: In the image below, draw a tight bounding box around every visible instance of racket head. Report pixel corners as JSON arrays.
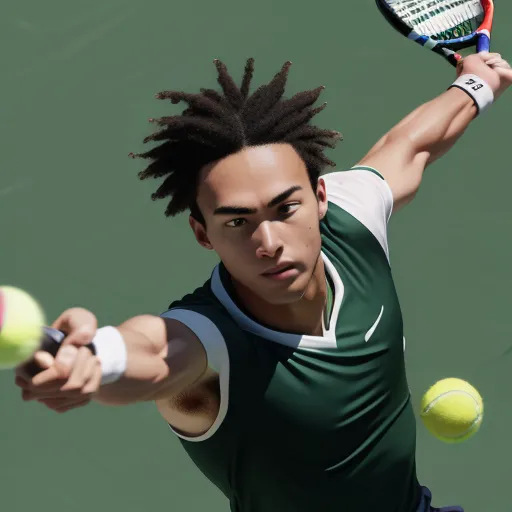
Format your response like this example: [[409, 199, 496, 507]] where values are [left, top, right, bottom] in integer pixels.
[[376, 0, 494, 64]]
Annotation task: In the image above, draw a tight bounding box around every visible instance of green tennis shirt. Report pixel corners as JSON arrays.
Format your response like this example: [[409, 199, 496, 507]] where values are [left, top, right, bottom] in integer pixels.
[[162, 167, 420, 512]]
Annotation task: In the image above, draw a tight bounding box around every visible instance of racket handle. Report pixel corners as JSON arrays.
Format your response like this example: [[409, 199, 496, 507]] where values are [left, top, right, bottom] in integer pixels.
[[444, 49, 463, 67], [476, 32, 491, 53]]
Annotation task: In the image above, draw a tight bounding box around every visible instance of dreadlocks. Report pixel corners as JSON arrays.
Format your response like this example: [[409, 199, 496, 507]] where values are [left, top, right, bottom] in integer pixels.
[[130, 58, 342, 222]]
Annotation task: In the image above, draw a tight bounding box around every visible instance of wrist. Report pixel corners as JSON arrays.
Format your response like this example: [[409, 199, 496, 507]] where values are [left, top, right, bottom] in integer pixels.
[[92, 326, 127, 385], [449, 74, 494, 115]]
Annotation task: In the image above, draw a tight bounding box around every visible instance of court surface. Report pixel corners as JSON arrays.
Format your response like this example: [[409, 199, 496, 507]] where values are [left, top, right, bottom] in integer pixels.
[[2, 1, 512, 510]]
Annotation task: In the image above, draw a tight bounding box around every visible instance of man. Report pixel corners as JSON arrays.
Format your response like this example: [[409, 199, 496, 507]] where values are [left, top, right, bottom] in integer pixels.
[[16, 53, 512, 511]]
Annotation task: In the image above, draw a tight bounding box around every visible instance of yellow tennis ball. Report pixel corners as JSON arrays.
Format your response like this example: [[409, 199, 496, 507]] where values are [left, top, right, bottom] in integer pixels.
[[420, 378, 483, 443], [0, 286, 46, 369]]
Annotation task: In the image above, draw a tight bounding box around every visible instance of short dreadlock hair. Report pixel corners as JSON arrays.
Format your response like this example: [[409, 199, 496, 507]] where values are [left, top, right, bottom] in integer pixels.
[[130, 58, 342, 224]]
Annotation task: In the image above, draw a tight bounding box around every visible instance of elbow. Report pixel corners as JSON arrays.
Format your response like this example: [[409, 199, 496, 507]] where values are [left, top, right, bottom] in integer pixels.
[[385, 127, 425, 157]]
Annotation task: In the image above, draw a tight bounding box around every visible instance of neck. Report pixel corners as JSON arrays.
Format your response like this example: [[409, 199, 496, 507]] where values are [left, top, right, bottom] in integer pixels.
[[231, 254, 327, 336]]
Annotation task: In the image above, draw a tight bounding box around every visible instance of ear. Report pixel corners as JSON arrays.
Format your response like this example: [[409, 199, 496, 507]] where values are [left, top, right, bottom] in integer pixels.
[[316, 178, 328, 220], [189, 215, 213, 250]]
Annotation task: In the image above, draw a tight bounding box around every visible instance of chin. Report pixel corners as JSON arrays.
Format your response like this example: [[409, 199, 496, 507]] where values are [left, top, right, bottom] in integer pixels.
[[263, 291, 304, 306], [258, 280, 309, 306]]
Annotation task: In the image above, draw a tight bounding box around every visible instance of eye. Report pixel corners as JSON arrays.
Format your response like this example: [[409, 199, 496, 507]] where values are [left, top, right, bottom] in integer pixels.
[[225, 218, 247, 228], [278, 202, 300, 216]]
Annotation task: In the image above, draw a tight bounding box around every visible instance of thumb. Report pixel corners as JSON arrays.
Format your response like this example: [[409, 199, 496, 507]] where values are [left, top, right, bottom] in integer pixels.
[[493, 66, 512, 99], [52, 308, 97, 347], [494, 65, 512, 82]]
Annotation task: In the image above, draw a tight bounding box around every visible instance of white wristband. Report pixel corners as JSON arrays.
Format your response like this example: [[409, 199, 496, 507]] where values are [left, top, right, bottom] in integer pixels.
[[449, 74, 494, 115], [92, 326, 127, 385]]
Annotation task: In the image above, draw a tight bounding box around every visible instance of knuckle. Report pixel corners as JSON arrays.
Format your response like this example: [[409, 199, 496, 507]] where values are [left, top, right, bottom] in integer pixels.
[[64, 382, 82, 392], [78, 346, 93, 358], [55, 366, 72, 379], [74, 328, 96, 345], [78, 324, 95, 335], [56, 345, 78, 364], [83, 381, 99, 395], [55, 365, 72, 377]]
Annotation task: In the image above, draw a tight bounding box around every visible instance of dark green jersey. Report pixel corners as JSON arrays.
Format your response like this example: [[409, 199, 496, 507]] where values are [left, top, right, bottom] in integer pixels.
[[162, 167, 420, 512]]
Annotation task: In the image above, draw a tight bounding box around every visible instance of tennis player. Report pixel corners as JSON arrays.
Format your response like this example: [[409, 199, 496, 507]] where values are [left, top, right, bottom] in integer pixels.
[[16, 52, 512, 512]]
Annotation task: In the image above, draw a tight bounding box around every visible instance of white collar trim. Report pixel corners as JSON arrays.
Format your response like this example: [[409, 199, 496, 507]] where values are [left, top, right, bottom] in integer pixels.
[[211, 252, 344, 349]]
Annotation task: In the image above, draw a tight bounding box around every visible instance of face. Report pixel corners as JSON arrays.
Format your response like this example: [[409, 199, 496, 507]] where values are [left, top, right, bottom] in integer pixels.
[[190, 143, 328, 305]]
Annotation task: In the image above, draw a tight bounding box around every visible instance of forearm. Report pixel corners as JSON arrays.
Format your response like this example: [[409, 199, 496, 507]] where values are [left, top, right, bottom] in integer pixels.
[[93, 316, 206, 406], [93, 322, 168, 405], [370, 87, 477, 166], [359, 82, 486, 209]]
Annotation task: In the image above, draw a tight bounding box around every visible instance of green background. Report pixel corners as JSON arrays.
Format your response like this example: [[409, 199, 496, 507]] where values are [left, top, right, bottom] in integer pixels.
[[1, 1, 511, 510]]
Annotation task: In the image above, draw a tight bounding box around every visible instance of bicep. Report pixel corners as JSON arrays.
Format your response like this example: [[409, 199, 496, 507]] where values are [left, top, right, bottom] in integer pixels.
[[357, 131, 432, 212]]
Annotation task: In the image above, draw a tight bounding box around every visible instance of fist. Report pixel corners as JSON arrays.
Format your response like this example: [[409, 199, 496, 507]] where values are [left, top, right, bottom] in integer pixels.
[[15, 308, 101, 413], [458, 52, 512, 99]]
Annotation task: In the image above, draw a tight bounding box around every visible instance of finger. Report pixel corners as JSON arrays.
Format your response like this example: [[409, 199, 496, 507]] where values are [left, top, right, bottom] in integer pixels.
[[22, 389, 36, 401], [480, 52, 500, 62], [61, 347, 96, 392], [38, 397, 82, 408], [53, 344, 79, 378], [494, 66, 512, 81], [485, 56, 507, 67], [61, 325, 96, 347], [51, 311, 75, 333], [34, 351, 55, 369], [31, 365, 66, 387], [24, 388, 81, 400], [15, 361, 33, 382], [15, 376, 29, 389], [38, 397, 91, 412], [55, 398, 91, 414], [52, 309, 97, 346], [491, 60, 511, 70], [82, 363, 102, 395]]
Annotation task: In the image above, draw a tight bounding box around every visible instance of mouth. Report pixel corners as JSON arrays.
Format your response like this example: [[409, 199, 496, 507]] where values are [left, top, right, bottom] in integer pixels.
[[261, 263, 299, 281]]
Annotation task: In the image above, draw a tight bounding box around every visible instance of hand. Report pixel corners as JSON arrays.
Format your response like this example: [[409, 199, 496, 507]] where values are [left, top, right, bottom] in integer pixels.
[[457, 52, 512, 100], [15, 308, 102, 413]]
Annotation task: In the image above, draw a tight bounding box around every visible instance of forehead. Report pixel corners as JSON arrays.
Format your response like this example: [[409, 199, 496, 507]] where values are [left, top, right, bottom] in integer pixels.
[[197, 144, 309, 210]]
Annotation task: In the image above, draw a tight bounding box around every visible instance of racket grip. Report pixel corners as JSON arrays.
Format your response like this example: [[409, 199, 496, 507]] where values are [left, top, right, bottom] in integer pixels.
[[23, 327, 96, 377]]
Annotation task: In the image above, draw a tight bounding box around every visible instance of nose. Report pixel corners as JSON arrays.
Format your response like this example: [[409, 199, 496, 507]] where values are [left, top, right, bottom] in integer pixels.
[[254, 221, 283, 259]]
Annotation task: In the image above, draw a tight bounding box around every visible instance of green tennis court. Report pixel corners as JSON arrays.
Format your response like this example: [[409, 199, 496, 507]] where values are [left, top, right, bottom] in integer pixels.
[[1, 1, 512, 510]]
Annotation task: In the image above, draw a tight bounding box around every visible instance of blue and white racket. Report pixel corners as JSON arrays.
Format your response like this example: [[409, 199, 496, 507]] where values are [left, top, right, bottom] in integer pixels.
[[376, 0, 495, 66]]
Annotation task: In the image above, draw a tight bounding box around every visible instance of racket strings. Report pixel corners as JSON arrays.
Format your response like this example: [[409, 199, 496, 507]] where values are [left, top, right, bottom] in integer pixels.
[[387, 0, 485, 37]]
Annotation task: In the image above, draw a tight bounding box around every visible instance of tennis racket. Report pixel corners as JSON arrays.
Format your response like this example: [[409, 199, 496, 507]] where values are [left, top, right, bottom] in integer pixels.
[[376, 0, 495, 67]]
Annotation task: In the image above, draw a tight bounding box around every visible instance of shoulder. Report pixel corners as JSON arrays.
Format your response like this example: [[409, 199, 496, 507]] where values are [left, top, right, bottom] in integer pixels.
[[321, 166, 394, 260], [160, 276, 250, 374]]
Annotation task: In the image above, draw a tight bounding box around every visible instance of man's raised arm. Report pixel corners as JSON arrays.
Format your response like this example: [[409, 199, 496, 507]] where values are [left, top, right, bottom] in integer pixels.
[[357, 52, 512, 211]]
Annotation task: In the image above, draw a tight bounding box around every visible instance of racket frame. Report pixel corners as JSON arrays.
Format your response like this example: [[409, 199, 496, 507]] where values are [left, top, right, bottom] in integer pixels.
[[376, 0, 495, 66]]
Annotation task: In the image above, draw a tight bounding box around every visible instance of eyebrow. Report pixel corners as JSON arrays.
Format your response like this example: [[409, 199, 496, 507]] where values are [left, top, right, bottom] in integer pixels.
[[213, 186, 303, 216]]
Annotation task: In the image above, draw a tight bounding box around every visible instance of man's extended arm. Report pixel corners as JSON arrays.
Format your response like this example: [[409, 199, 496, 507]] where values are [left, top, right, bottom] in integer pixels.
[[16, 309, 209, 411]]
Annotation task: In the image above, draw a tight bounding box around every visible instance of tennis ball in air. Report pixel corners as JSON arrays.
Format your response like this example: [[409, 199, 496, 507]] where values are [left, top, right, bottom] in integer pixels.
[[420, 378, 483, 444], [0, 286, 45, 369]]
